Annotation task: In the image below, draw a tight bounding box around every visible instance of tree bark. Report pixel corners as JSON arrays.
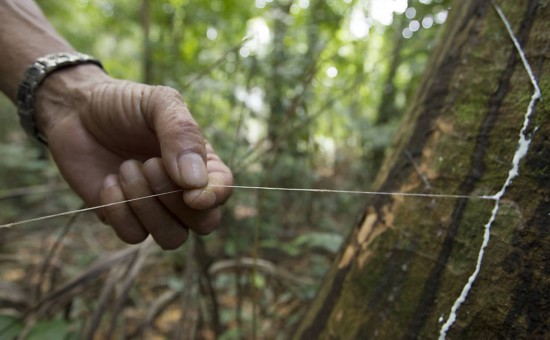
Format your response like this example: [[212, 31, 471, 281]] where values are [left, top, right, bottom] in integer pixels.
[[295, 0, 549, 338]]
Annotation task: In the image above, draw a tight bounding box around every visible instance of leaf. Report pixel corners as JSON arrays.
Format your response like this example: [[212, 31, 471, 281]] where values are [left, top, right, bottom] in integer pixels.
[[252, 272, 266, 288], [0, 315, 23, 339], [26, 319, 69, 340], [291, 232, 344, 254]]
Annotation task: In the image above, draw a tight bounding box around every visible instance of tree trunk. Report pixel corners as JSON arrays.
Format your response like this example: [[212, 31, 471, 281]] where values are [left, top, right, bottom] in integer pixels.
[[295, 0, 549, 338]]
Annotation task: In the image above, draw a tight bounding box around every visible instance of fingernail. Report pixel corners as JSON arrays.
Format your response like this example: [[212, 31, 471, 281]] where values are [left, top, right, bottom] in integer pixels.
[[178, 153, 208, 188], [120, 161, 142, 184], [103, 174, 119, 188]]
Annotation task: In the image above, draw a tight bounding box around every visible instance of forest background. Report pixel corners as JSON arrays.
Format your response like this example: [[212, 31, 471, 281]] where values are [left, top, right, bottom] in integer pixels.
[[0, 0, 451, 338]]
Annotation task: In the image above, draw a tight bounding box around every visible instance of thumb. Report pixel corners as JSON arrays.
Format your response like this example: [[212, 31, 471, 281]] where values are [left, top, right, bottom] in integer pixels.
[[143, 86, 208, 189]]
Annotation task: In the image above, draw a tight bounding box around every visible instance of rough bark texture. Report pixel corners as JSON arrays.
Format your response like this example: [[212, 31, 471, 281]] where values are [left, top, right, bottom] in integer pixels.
[[294, 0, 550, 338]]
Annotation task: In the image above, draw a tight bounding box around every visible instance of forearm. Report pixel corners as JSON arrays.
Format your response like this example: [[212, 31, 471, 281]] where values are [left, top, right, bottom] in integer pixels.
[[0, 0, 74, 101]]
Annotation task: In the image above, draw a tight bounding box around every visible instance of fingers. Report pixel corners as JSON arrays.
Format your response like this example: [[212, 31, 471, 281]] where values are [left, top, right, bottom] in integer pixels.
[[141, 86, 208, 189], [47, 78, 232, 249], [142, 158, 224, 235], [100, 174, 148, 244], [100, 155, 230, 248], [100, 161, 189, 250], [182, 146, 233, 210]]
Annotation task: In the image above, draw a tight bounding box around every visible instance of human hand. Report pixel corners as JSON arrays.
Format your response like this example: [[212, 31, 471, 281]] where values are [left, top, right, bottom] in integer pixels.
[[34, 64, 233, 249]]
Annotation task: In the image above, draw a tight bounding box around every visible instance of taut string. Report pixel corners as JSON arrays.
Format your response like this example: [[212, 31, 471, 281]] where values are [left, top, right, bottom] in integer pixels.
[[0, 184, 496, 229]]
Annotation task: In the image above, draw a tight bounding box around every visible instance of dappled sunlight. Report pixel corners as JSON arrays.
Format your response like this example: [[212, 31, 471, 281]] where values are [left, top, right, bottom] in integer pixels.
[[0, 0, 455, 338], [241, 17, 271, 57], [369, 0, 408, 25]]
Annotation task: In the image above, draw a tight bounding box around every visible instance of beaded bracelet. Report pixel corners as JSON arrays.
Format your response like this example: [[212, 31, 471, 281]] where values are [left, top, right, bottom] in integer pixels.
[[16, 52, 103, 145]]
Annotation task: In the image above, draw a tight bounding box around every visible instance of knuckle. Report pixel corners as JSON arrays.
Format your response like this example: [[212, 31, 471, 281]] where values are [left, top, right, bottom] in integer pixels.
[[145, 86, 207, 154], [172, 119, 201, 135], [154, 85, 183, 101], [155, 87, 186, 113], [146, 85, 184, 107], [142, 85, 186, 122], [161, 119, 206, 153]]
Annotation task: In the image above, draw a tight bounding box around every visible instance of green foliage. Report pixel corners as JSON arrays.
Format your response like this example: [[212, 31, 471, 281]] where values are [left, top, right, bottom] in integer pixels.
[[262, 231, 343, 257], [0, 316, 76, 340], [0, 315, 22, 339], [26, 319, 70, 340], [1, 0, 452, 338]]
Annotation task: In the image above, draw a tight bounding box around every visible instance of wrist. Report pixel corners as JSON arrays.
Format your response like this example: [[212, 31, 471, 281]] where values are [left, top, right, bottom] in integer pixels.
[[34, 63, 109, 140]]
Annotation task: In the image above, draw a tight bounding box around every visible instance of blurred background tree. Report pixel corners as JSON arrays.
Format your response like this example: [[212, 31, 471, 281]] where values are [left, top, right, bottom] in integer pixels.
[[0, 0, 452, 338]]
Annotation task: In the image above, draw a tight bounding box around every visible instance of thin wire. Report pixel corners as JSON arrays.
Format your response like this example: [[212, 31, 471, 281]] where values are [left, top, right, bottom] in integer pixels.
[[0, 184, 495, 229], [215, 185, 495, 200], [0, 189, 184, 229]]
